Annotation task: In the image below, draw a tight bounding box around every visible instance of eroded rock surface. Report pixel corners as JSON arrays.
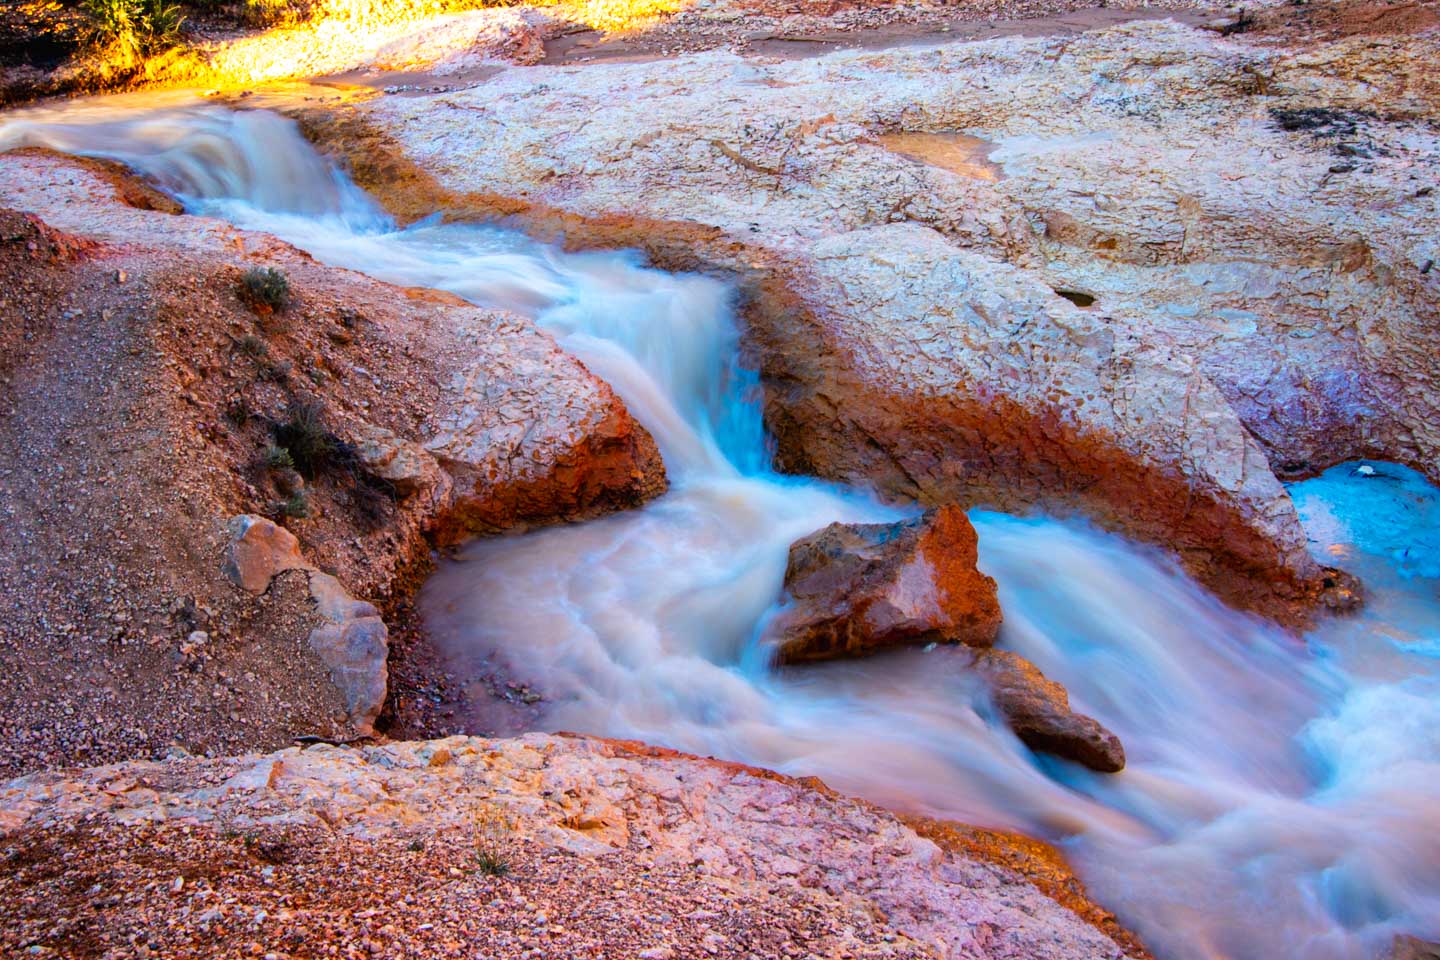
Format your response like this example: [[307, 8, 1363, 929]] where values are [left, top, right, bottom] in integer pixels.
[[971, 649, 1126, 773], [341, 17, 1440, 618], [426, 316, 668, 542], [770, 504, 1001, 662], [0, 733, 1142, 959]]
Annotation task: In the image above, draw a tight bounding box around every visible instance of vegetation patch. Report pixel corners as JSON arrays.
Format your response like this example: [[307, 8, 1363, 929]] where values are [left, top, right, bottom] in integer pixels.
[[279, 490, 311, 519], [271, 401, 337, 479], [264, 444, 296, 471], [239, 265, 292, 314]]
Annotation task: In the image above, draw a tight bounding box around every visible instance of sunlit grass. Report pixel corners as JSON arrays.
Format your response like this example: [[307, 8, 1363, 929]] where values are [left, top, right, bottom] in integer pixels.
[[22, 0, 693, 101]]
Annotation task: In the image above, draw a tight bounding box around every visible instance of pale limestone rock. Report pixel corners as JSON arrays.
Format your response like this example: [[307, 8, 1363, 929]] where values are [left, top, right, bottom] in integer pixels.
[[307, 616, 388, 735], [221, 517, 387, 732], [425, 312, 667, 540], [360, 20, 1440, 613], [348, 420, 451, 502]]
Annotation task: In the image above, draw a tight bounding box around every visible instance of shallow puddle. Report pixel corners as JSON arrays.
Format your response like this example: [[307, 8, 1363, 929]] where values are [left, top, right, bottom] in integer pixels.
[[878, 131, 1004, 181]]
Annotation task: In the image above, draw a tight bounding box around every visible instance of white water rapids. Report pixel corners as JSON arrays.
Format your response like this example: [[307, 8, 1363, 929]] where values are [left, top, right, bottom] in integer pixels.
[[3, 104, 1438, 960]]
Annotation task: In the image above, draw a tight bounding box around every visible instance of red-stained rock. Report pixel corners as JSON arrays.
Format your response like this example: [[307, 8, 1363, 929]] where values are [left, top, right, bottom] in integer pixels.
[[769, 505, 1001, 663], [428, 358, 668, 544], [222, 514, 311, 594], [970, 649, 1126, 774]]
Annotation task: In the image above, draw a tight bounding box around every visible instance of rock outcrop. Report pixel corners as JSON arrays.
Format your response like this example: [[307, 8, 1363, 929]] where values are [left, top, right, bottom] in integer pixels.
[[970, 649, 1126, 773], [338, 17, 1440, 620], [768, 507, 1122, 770], [769, 505, 1001, 663], [424, 317, 669, 542], [0, 733, 1144, 959], [1392, 936, 1440, 960], [0, 152, 664, 777], [222, 513, 312, 594]]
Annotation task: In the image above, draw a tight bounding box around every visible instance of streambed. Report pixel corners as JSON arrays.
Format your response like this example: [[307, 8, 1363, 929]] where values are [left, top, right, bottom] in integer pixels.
[[2, 102, 1437, 960]]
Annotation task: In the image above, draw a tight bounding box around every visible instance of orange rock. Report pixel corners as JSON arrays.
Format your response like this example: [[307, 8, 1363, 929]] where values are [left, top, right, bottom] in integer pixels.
[[769, 504, 1001, 663]]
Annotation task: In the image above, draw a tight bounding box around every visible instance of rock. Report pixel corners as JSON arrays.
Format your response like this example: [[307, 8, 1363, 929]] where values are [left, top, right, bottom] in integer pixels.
[[756, 224, 1329, 621], [221, 515, 311, 593], [307, 616, 388, 736], [0, 733, 1138, 959], [348, 420, 450, 502], [270, 466, 305, 497], [348, 19, 1440, 619], [426, 320, 668, 542], [970, 649, 1125, 773], [307, 571, 389, 735], [222, 518, 388, 733], [1391, 936, 1440, 960], [769, 505, 1001, 663]]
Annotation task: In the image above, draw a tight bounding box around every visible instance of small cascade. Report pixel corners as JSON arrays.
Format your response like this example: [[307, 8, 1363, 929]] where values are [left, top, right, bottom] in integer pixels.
[[3, 102, 1437, 960]]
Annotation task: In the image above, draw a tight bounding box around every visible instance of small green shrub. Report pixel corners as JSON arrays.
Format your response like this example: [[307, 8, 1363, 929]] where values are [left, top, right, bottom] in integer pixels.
[[81, 0, 139, 57], [80, 0, 183, 58], [240, 266, 291, 312], [241, 0, 307, 27], [135, 0, 183, 46], [272, 401, 334, 478], [470, 803, 512, 879], [264, 445, 295, 470], [279, 491, 310, 519]]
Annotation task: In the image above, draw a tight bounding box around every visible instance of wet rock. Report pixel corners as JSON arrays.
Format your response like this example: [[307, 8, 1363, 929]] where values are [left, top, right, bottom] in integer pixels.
[[758, 224, 1327, 622], [222, 514, 310, 593], [349, 20, 1440, 620], [970, 649, 1125, 773], [1319, 565, 1365, 614], [770, 505, 1001, 663], [1391, 936, 1440, 960]]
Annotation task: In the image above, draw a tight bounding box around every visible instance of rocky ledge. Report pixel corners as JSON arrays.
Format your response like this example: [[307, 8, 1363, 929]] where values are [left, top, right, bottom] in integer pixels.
[[0, 152, 663, 777], [0, 733, 1146, 959], [302, 13, 1439, 622]]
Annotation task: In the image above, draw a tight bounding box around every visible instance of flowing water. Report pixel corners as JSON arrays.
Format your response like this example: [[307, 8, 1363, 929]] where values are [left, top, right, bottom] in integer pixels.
[[3, 103, 1438, 960]]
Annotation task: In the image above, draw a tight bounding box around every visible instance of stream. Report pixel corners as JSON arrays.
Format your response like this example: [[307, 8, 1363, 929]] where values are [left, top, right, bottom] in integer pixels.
[[2, 102, 1437, 960]]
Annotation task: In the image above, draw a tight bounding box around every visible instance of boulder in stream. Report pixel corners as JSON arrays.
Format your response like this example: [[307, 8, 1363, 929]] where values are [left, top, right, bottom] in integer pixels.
[[970, 649, 1126, 774], [769, 505, 1002, 663]]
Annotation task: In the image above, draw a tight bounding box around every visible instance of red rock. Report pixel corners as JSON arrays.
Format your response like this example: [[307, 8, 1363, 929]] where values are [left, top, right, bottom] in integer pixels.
[[221, 514, 310, 593], [769, 505, 1001, 663], [971, 649, 1126, 774]]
